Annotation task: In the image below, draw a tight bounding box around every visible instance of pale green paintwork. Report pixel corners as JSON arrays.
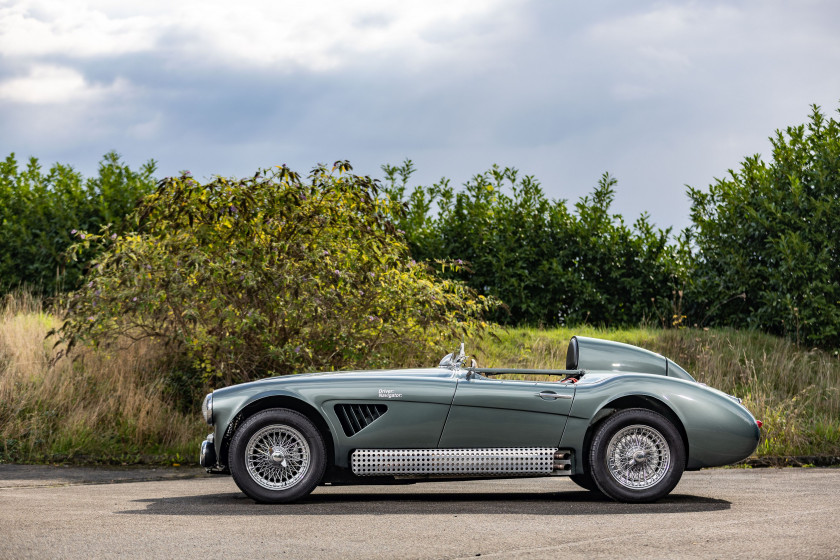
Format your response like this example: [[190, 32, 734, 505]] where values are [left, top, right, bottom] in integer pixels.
[[574, 336, 668, 375], [572, 336, 695, 381], [205, 338, 760, 476], [561, 372, 760, 471], [210, 369, 459, 467], [438, 376, 574, 448]]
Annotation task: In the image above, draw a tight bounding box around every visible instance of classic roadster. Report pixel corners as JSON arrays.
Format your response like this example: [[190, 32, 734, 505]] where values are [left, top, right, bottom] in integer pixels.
[[199, 336, 761, 503]]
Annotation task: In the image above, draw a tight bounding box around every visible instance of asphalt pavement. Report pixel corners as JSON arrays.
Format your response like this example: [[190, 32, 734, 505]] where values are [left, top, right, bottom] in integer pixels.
[[1, 465, 838, 559]]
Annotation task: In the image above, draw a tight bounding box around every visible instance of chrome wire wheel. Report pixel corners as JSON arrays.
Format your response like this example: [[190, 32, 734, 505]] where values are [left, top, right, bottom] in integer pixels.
[[606, 424, 671, 490], [245, 424, 311, 491]]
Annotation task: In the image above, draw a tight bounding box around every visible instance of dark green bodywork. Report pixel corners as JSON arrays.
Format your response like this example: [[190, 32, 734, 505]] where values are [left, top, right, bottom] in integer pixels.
[[204, 337, 760, 477]]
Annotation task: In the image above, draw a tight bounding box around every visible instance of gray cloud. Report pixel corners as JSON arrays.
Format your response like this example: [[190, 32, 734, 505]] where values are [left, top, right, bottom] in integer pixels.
[[2, 0, 839, 233]]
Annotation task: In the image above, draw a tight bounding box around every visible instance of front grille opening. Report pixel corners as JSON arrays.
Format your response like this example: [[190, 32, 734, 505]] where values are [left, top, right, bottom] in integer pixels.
[[335, 404, 388, 437]]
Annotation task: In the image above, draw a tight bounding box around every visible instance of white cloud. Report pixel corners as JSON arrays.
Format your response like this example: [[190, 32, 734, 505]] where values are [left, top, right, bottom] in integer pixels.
[[0, 65, 127, 103], [0, 0, 513, 69], [0, 1, 158, 57], [177, 0, 513, 70]]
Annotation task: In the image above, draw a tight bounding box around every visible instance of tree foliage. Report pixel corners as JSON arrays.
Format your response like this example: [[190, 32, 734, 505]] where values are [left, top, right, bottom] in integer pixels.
[[0, 151, 156, 295], [687, 104, 840, 347], [382, 161, 686, 327], [58, 163, 495, 386]]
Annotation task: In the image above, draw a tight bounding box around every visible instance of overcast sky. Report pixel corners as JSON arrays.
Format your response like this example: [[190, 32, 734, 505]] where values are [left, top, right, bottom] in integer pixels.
[[2, 0, 839, 232]]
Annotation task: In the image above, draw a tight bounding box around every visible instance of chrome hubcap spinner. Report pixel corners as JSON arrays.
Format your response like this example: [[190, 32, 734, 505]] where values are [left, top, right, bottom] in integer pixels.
[[606, 424, 670, 490], [245, 424, 310, 490]]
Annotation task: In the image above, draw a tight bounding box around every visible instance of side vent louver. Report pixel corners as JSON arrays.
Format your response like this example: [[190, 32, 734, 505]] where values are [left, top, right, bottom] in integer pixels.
[[335, 404, 387, 437]]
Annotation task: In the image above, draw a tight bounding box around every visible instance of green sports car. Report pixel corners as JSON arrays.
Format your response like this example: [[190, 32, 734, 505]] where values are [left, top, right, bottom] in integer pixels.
[[199, 336, 761, 503]]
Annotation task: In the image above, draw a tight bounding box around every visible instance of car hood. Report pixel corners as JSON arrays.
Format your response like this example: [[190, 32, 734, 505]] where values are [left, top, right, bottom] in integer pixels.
[[213, 368, 453, 395]]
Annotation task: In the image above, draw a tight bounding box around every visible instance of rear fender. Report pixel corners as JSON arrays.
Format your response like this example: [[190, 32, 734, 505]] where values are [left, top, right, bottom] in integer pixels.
[[560, 374, 759, 472]]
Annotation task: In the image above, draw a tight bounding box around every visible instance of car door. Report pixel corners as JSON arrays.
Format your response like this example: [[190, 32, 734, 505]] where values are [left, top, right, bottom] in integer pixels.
[[437, 375, 575, 448]]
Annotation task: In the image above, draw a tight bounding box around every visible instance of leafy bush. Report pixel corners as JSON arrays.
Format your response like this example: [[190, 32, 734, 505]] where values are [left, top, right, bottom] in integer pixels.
[[382, 161, 686, 327], [686, 104, 840, 347], [58, 162, 495, 386], [0, 151, 156, 295]]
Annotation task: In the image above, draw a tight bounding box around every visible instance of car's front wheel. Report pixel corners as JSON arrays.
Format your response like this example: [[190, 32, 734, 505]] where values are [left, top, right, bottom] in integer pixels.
[[589, 408, 685, 503], [229, 408, 326, 503]]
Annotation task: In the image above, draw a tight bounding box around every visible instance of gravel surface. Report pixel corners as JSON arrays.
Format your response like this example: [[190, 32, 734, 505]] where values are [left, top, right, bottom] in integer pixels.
[[1, 466, 838, 559]]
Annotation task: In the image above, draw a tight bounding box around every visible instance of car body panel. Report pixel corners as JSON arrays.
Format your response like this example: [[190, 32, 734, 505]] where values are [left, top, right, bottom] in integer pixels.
[[438, 377, 574, 447], [561, 372, 760, 470], [211, 369, 459, 468], [572, 336, 669, 376]]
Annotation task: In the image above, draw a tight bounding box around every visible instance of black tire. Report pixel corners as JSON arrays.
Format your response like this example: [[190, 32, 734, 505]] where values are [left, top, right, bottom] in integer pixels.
[[570, 425, 601, 493], [589, 408, 685, 503], [570, 472, 600, 493], [229, 408, 327, 503]]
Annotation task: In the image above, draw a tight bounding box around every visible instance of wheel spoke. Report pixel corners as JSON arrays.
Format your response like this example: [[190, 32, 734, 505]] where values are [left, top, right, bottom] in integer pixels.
[[605, 424, 671, 490], [245, 424, 311, 491]]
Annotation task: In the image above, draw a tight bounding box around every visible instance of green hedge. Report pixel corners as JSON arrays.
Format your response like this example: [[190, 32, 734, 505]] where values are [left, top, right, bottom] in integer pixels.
[[382, 161, 687, 327], [686, 104, 840, 348], [6, 102, 840, 351], [0, 151, 156, 295]]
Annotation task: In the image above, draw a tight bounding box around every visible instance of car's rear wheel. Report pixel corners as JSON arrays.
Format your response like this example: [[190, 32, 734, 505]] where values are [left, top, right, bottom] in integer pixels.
[[229, 408, 326, 503], [570, 472, 600, 492], [570, 444, 600, 492], [589, 408, 685, 503]]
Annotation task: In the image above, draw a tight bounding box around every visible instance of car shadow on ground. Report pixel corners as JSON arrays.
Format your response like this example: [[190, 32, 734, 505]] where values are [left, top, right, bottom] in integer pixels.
[[119, 490, 730, 516]]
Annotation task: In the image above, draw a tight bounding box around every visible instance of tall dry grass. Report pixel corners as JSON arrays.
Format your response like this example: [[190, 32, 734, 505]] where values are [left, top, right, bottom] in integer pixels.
[[477, 326, 840, 457], [0, 291, 204, 463], [476, 325, 661, 370], [652, 329, 840, 456]]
